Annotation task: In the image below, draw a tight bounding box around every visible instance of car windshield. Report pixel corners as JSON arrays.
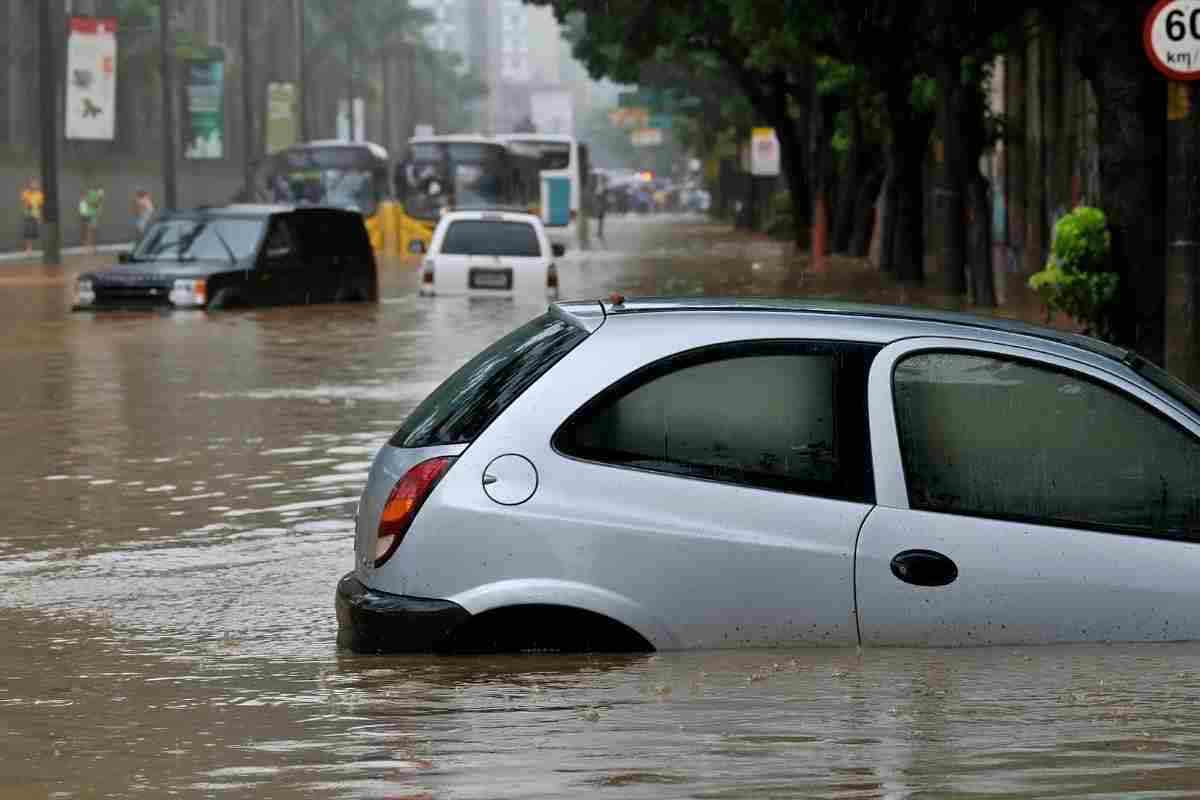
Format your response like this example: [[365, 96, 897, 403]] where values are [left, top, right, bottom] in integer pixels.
[[440, 220, 541, 257], [132, 218, 264, 262]]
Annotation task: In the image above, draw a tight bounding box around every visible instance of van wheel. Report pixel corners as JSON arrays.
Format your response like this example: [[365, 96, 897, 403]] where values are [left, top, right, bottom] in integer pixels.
[[207, 288, 241, 310]]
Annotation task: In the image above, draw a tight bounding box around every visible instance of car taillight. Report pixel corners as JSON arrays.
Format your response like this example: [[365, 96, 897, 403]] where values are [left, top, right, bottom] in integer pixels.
[[422, 258, 435, 284], [375, 456, 454, 568], [546, 263, 558, 289]]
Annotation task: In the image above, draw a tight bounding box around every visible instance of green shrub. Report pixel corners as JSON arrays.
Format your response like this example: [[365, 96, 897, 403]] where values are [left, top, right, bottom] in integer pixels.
[[1027, 206, 1119, 341], [764, 191, 795, 238]]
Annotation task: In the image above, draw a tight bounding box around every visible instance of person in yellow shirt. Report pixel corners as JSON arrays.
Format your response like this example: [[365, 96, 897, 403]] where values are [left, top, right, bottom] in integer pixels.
[[21, 177, 44, 255]]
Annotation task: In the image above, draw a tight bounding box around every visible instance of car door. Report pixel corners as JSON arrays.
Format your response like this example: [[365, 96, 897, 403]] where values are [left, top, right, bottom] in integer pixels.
[[855, 337, 1200, 647], [416, 338, 880, 649], [255, 216, 306, 305]]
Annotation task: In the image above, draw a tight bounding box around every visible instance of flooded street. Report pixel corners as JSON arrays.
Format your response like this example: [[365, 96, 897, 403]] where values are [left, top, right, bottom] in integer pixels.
[[4, 214, 1200, 798]]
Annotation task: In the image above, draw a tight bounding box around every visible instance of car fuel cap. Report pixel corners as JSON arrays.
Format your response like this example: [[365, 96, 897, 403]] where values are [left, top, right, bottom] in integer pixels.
[[482, 454, 538, 506]]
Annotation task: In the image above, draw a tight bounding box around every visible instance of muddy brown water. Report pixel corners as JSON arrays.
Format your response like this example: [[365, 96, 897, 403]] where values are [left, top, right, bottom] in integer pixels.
[[2, 215, 1198, 798]]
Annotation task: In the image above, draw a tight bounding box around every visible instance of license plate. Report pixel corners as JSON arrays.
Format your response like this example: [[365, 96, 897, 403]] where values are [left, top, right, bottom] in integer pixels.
[[469, 268, 513, 290]]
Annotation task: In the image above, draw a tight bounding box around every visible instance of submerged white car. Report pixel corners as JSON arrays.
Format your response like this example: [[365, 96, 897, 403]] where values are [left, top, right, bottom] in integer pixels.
[[419, 210, 563, 299], [337, 298, 1200, 653]]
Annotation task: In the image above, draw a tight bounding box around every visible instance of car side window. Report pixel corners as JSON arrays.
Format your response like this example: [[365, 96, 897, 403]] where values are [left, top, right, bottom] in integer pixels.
[[555, 341, 877, 502], [264, 218, 296, 261], [894, 351, 1200, 538]]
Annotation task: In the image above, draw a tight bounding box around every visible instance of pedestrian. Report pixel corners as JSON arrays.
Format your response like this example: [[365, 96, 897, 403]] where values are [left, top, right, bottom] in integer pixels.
[[79, 184, 104, 253], [594, 177, 608, 241], [20, 177, 44, 255], [133, 189, 155, 239]]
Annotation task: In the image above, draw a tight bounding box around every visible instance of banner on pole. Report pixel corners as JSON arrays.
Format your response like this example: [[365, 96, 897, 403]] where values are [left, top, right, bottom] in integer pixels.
[[266, 82, 298, 154], [183, 54, 226, 159], [65, 17, 118, 141]]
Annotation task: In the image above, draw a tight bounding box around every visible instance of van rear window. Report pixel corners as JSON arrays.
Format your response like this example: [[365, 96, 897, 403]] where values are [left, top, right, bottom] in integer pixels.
[[440, 220, 541, 257], [389, 313, 589, 448]]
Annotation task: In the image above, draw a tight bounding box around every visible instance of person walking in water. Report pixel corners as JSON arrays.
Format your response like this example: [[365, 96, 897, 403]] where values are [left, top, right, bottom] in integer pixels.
[[133, 189, 155, 239], [20, 177, 44, 255], [79, 184, 105, 253]]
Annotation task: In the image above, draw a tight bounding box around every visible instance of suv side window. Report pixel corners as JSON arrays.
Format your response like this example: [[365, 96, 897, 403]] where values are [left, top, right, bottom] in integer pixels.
[[555, 341, 877, 502], [894, 351, 1200, 538], [264, 218, 297, 261]]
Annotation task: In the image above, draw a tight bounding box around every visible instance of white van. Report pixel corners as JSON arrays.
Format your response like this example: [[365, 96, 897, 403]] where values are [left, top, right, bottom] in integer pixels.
[[419, 210, 563, 299]]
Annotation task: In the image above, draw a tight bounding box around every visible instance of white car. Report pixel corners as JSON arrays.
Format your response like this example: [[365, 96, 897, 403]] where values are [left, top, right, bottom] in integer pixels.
[[419, 210, 563, 299], [338, 298, 1200, 654]]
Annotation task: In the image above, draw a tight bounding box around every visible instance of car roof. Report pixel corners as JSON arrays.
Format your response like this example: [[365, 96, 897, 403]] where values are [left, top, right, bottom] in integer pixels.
[[172, 204, 358, 219], [439, 209, 542, 225], [554, 296, 1130, 363]]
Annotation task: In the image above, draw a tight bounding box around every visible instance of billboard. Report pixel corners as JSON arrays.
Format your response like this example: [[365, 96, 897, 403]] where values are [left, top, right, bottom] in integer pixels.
[[531, 90, 574, 135], [183, 55, 226, 159], [750, 127, 781, 177], [631, 128, 664, 147], [265, 82, 298, 154], [65, 17, 118, 141]]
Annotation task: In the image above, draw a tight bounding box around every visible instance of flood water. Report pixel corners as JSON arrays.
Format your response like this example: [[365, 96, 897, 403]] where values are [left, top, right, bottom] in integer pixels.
[[3, 215, 1199, 798]]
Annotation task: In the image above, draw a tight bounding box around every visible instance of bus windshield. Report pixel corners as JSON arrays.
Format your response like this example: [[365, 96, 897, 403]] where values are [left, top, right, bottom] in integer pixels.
[[509, 140, 571, 171], [266, 168, 380, 216], [400, 142, 513, 221], [255, 145, 387, 217]]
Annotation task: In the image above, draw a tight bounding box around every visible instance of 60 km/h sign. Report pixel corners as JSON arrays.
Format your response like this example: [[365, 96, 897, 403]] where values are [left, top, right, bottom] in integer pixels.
[[1146, 0, 1200, 80]]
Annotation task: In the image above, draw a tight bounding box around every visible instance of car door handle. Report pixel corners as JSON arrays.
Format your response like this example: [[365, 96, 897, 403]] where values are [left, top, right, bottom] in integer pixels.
[[890, 549, 958, 587]]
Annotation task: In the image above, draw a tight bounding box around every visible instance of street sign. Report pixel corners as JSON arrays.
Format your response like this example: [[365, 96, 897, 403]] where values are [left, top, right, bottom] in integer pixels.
[[609, 107, 649, 129], [750, 128, 781, 177], [1145, 0, 1200, 80], [631, 128, 664, 147]]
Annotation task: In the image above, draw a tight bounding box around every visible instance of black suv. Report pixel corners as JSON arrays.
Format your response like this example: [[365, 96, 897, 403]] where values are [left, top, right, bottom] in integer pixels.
[[73, 205, 378, 311]]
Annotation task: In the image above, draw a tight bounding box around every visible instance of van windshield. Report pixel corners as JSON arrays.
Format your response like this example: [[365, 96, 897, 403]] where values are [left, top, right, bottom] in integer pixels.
[[440, 220, 541, 257], [389, 312, 589, 448]]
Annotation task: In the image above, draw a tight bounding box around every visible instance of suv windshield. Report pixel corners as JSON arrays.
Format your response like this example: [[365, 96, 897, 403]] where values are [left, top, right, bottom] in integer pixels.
[[133, 218, 264, 262], [389, 312, 589, 448], [440, 220, 541, 257]]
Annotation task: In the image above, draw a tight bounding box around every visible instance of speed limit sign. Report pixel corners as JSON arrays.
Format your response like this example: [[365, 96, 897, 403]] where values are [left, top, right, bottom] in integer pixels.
[[1146, 0, 1200, 79]]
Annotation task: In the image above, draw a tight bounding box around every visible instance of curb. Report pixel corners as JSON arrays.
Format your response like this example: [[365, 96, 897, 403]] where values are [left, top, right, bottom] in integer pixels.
[[0, 242, 133, 265]]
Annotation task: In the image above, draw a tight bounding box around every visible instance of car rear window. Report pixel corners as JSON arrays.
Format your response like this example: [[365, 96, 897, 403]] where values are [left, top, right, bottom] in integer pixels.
[[440, 220, 541, 257], [389, 312, 589, 448]]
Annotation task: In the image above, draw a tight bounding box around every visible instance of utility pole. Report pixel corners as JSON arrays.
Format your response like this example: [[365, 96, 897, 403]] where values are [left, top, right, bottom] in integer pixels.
[[38, 0, 61, 264], [295, 0, 308, 140], [160, 0, 178, 210], [241, 0, 254, 191]]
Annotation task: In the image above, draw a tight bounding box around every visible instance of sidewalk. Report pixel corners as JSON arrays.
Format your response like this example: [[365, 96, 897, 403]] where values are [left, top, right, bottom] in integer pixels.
[[0, 242, 132, 265]]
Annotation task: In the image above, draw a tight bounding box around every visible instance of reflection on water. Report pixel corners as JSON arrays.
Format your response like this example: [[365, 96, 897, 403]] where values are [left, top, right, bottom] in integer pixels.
[[0, 216, 1193, 798]]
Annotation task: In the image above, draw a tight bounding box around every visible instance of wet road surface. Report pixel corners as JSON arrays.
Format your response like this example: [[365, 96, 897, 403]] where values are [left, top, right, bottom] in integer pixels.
[[3, 215, 1199, 798]]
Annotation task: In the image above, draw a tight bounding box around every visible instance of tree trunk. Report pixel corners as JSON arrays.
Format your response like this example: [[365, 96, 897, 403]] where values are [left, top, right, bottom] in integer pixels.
[[1068, 1, 1165, 361], [849, 168, 884, 258], [937, 58, 969, 294], [833, 100, 865, 253], [881, 83, 933, 281], [963, 75, 997, 307], [775, 113, 811, 248], [810, 89, 840, 257], [967, 171, 996, 306]]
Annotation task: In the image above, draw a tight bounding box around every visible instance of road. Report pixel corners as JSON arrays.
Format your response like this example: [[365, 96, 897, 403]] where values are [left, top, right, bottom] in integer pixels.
[[2, 214, 1198, 798]]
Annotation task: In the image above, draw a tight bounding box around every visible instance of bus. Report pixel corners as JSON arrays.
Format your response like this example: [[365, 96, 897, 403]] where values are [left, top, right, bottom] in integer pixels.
[[394, 135, 542, 254], [247, 140, 392, 250], [496, 134, 591, 250]]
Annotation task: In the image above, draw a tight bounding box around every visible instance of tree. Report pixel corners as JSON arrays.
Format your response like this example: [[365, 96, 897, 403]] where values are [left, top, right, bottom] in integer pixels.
[[533, 0, 821, 248], [1046, 1, 1166, 362]]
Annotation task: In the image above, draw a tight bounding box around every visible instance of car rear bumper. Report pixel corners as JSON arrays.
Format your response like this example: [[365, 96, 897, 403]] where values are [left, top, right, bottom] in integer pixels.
[[335, 572, 472, 653]]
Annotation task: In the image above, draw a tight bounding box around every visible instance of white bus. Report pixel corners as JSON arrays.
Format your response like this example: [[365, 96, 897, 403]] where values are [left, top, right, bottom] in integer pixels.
[[496, 134, 591, 250]]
